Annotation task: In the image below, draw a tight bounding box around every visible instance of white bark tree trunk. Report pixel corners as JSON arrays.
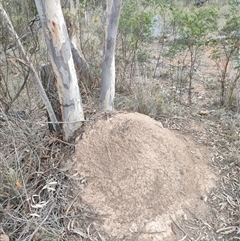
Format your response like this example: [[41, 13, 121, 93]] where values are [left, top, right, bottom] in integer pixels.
[[0, 3, 61, 133], [100, 0, 122, 111], [35, 0, 84, 141]]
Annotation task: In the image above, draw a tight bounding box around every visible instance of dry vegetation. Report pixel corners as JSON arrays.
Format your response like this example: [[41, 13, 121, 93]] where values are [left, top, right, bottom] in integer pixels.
[[0, 0, 240, 240]]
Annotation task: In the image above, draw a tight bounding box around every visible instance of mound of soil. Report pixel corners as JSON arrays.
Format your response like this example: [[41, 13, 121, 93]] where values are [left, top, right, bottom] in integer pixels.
[[73, 112, 218, 240]]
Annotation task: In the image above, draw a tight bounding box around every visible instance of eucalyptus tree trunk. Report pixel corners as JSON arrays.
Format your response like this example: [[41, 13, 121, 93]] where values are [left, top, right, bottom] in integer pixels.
[[64, 0, 94, 83], [102, 0, 113, 54], [99, 0, 122, 111], [35, 0, 84, 141], [0, 3, 61, 133]]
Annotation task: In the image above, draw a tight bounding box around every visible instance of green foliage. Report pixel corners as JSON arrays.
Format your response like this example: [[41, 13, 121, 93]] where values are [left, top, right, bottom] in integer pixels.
[[141, 0, 174, 10], [209, 0, 240, 57], [169, 6, 219, 54], [222, 0, 240, 34], [62, 8, 75, 23], [137, 49, 149, 63], [235, 54, 240, 71], [79, 0, 101, 8], [1, 0, 36, 31], [208, 0, 240, 106], [171, 7, 218, 49], [167, 6, 219, 104], [119, 1, 153, 45], [117, 0, 155, 79]]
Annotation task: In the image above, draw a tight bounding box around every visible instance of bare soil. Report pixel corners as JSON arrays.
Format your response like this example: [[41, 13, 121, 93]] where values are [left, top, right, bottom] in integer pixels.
[[73, 112, 218, 240]]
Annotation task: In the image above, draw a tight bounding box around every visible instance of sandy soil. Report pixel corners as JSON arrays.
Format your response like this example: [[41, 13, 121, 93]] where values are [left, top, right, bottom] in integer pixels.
[[73, 112, 218, 240]]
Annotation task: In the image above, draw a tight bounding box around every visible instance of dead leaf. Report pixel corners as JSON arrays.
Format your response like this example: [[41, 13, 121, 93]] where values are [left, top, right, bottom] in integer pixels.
[[199, 110, 210, 116], [0, 234, 9, 241], [60, 162, 74, 171], [170, 222, 177, 235], [42, 181, 57, 191], [48, 138, 56, 145], [216, 226, 237, 234], [31, 200, 49, 209], [16, 181, 23, 189]]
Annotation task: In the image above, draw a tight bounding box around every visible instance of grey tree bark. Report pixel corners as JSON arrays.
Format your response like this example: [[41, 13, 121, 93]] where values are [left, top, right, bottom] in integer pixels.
[[100, 0, 122, 111], [0, 3, 61, 133], [102, 0, 113, 55], [35, 0, 84, 141], [64, 0, 94, 84], [41, 63, 62, 132]]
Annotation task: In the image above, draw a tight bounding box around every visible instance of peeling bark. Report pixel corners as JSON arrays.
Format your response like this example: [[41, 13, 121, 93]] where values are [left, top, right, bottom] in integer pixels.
[[35, 0, 84, 141]]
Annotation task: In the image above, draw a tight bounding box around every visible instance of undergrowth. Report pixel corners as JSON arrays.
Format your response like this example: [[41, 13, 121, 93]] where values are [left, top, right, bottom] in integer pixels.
[[0, 109, 103, 241], [0, 0, 240, 240]]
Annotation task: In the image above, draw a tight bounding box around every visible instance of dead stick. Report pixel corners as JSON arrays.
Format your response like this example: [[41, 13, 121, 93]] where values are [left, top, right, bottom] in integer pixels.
[[170, 215, 192, 240]]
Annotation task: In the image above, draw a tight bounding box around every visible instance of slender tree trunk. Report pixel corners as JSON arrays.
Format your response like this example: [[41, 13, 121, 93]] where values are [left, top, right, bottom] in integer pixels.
[[100, 0, 122, 111], [41, 63, 62, 132], [64, 0, 94, 83], [102, 0, 113, 55], [0, 3, 61, 133], [35, 0, 84, 141]]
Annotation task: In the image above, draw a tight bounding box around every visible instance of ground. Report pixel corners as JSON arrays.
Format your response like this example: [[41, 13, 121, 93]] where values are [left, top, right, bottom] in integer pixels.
[[72, 112, 218, 240], [1, 13, 240, 241], [1, 43, 239, 240], [67, 42, 240, 240]]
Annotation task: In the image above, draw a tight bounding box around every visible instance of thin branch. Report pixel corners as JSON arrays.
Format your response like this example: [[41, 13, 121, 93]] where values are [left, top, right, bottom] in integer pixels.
[[0, 3, 61, 133]]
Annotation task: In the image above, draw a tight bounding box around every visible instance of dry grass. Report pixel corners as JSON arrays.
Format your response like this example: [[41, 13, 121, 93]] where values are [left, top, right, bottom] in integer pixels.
[[0, 102, 239, 239], [0, 108, 106, 241], [0, 58, 239, 241], [0, 1, 240, 240], [114, 36, 240, 239], [156, 105, 240, 240]]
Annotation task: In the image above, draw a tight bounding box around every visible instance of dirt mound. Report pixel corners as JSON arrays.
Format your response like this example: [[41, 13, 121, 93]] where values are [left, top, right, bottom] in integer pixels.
[[73, 112, 218, 240]]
